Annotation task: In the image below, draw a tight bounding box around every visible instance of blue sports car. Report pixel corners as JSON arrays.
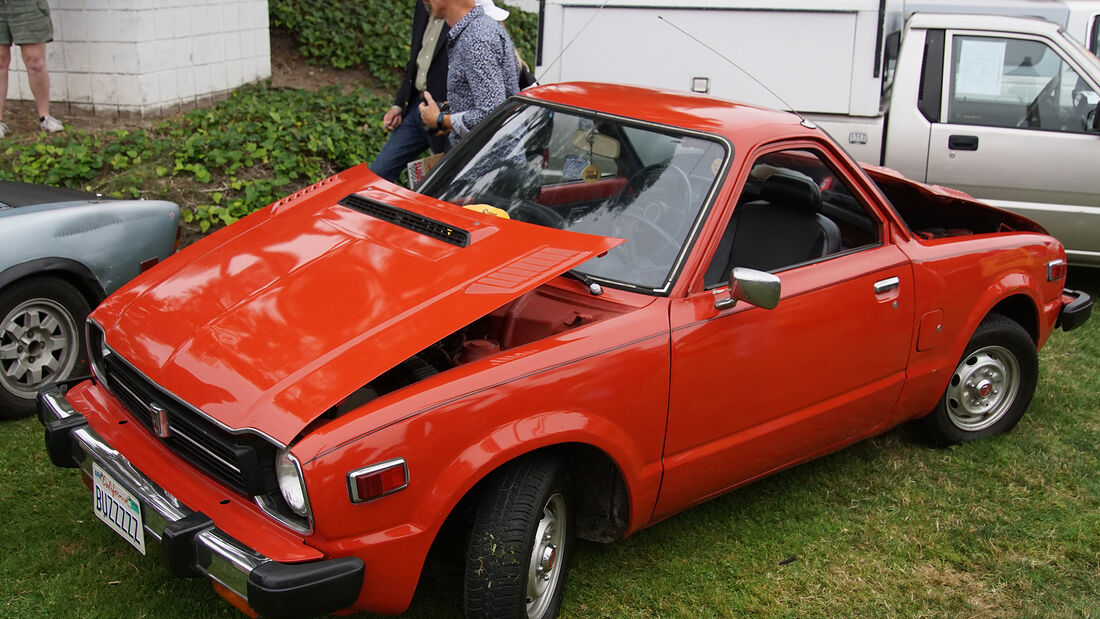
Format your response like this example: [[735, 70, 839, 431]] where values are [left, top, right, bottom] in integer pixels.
[[0, 181, 179, 417]]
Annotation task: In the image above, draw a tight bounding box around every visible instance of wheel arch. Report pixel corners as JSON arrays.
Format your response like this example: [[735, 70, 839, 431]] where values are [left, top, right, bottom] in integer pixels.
[[985, 293, 1039, 344], [956, 267, 1045, 356], [435, 437, 638, 550], [0, 258, 106, 308], [458, 442, 632, 544]]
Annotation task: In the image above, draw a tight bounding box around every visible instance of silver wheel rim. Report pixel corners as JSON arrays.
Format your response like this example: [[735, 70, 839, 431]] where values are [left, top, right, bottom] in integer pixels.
[[945, 344, 1020, 432], [0, 297, 80, 399], [526, 492, 566, 619]]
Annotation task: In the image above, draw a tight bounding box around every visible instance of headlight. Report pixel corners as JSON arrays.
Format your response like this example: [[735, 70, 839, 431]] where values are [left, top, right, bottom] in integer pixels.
[[275, 448, 311, 517]]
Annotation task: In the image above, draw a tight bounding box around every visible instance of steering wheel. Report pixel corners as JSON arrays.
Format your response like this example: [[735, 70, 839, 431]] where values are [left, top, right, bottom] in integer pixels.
[[504, 199, 566, 229], [611, 163, 692, 251], [1019, 74, 1059, 128], [614, 163, 692, 207], [615, 210, 682, 251]]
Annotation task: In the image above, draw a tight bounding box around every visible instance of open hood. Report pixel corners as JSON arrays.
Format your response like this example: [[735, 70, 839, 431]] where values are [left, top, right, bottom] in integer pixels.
[[93, 167, 621, 445]]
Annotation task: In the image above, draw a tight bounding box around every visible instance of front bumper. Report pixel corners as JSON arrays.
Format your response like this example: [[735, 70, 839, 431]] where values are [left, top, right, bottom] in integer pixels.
[[1059, 288, 1092, 332], [38, 383, 364, 618]]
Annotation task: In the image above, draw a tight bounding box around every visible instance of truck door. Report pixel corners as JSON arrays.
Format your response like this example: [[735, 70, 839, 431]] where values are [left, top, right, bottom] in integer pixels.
[[923, 30, 1100, 265]]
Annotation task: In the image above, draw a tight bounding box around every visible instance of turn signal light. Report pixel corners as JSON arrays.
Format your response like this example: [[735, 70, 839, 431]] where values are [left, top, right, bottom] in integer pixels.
[[347, 459, 408, 503], [1047, 259, 1067, 282]]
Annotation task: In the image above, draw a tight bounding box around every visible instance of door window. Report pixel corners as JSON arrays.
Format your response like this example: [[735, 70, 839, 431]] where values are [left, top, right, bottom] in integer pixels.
[[948, 35, 1099, 133], [704, 149, 880, 286]]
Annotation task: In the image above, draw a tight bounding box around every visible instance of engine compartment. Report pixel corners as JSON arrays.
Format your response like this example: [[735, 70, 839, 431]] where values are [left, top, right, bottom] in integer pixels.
[[322, 283, 629, 419]]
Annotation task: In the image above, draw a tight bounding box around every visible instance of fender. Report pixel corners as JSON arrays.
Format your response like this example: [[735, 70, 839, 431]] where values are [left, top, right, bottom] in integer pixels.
[[0, 257, 106, 304], [889, 255, 1047, 426], [296, 407, 664, 615]]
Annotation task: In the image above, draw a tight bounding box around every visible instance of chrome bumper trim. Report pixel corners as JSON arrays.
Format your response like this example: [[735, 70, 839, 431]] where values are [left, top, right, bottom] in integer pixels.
[[40, 388, 266, 598]]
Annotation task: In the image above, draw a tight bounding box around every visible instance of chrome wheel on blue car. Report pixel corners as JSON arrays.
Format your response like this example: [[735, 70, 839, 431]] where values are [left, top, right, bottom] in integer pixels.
[[0, 278, 90, 418]]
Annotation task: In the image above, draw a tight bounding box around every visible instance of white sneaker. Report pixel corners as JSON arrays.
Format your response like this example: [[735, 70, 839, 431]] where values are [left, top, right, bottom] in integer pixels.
[[40, 115, 64, 132], [0, 121, 8, 138]]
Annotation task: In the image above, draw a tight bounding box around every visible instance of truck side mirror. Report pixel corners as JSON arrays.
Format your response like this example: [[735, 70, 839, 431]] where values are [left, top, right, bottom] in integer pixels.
[[715, 267, 781, 310]]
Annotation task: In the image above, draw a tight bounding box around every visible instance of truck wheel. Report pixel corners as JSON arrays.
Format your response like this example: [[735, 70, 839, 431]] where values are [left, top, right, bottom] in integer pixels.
[[0, 278, 90, 419], [464, 455, 575, 619], [919, 314, 1037, 446]]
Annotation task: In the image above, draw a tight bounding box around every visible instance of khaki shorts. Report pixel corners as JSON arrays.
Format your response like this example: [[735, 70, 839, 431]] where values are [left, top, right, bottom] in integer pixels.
[[0, 0, 54, 46]]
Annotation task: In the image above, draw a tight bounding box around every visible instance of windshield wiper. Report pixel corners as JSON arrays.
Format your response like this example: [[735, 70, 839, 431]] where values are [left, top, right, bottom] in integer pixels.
[[562, 270, 603, 296]]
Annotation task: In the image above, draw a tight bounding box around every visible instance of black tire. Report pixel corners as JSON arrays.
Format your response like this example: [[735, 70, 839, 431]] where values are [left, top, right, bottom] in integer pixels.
[[918, 314, 1037, 446], [0, 277, 91, 419], [464, 455, 575, 619]]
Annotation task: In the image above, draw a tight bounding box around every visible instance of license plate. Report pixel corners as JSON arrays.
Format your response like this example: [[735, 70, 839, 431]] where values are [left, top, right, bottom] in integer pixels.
[[93, 463, 146, 555]]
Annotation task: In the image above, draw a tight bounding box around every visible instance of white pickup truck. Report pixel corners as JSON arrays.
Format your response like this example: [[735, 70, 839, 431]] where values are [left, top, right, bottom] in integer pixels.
[[536, 0, 1100, 265]]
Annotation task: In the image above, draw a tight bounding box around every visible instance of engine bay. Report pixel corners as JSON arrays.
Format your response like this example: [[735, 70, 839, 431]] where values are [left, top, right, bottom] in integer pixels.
[[322, 283, 629, 419]]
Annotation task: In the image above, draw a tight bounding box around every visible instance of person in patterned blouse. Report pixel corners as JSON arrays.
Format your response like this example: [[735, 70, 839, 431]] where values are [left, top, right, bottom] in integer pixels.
[[419, 0, 519, 145]]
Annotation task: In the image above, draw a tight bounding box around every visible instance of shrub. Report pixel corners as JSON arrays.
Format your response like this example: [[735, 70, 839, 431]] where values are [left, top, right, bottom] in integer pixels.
[[1, 84, 391, 233], [269, 0, 539, 87]]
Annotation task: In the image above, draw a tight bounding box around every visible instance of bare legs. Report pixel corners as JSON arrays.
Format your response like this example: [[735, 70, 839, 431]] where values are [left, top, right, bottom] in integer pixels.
[[20, 43, 51, 119], [0, 45, 10, 123], [0, 43, 61, 134]]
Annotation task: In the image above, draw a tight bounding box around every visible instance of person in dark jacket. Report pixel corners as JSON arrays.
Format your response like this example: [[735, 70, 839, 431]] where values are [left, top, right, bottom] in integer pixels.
[[369, 0, 450, 182]]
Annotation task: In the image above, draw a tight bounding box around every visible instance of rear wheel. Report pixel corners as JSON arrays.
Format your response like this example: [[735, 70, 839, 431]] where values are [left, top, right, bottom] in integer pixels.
[[464, 455, 575, 619], [918, 314, 1037, 445], [0, 278, 90, 419]]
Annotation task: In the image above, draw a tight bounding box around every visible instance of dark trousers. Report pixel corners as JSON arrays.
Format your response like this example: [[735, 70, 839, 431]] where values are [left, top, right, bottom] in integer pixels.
[[369, 108, 441, 183]]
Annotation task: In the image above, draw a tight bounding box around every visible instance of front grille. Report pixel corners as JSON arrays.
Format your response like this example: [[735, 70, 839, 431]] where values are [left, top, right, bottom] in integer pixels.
[[339, 194, 470, 247], [99, 352, 274, 497]]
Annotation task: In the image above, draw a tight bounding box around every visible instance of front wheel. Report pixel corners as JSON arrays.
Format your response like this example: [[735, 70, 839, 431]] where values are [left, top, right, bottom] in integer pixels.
[[465, 455, 575, 619], [918, 314, 1037, 446], [0, 278, 91, 419]]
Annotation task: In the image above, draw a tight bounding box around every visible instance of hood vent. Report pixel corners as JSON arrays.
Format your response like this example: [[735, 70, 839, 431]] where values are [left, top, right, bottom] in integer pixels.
[[339, 194, 470, 247]]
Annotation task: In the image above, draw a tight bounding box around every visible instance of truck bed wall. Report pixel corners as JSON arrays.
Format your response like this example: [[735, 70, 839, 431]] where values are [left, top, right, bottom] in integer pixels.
[[537, 0, 894, 117], [537, 0, 1093, 119]]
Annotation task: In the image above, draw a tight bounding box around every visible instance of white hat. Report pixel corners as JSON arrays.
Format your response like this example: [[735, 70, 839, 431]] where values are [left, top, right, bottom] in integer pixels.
[[476, 0, 510, 21]]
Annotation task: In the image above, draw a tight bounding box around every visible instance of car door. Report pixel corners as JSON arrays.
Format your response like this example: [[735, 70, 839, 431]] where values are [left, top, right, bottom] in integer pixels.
[[655, 144, 914, 519], [924, 31, 1100, 264]]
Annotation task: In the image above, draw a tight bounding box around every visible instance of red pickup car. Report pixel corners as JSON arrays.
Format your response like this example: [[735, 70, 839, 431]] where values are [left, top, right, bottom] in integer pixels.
[[40, 83, 1090, 618]]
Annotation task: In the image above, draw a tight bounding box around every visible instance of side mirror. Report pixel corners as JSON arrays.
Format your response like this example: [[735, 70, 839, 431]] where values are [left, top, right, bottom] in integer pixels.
[[715, 267, 781, 310]]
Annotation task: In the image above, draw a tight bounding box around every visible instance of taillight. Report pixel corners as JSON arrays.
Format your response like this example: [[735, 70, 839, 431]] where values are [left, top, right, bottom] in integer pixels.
[[347, 459, 408, 503], [1047, 259, 1067, 282]]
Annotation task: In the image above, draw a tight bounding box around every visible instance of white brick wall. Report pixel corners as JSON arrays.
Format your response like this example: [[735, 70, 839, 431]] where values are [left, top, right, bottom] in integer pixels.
[[7, 0, 271, 117]]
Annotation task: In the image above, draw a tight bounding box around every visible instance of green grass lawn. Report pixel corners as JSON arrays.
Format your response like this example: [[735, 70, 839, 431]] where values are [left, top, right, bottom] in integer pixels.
[[2, 269, 1097, 618]]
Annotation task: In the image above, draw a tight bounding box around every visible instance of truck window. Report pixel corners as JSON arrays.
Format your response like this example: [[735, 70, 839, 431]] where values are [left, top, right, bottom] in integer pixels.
[[704, 149, 880, 286], [948, 35, 1099, 134]]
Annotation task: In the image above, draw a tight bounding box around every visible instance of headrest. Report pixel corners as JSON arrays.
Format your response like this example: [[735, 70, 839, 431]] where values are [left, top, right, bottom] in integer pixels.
[[761, 173, 822, 214]]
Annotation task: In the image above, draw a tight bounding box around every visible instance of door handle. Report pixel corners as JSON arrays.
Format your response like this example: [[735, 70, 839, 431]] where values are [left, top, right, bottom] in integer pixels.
[[874, 277, 900, 294], [948, 135, 979, 151]]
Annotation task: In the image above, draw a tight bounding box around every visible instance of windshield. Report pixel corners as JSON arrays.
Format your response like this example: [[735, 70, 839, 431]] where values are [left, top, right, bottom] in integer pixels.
[[419, 101, 727, 291]]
